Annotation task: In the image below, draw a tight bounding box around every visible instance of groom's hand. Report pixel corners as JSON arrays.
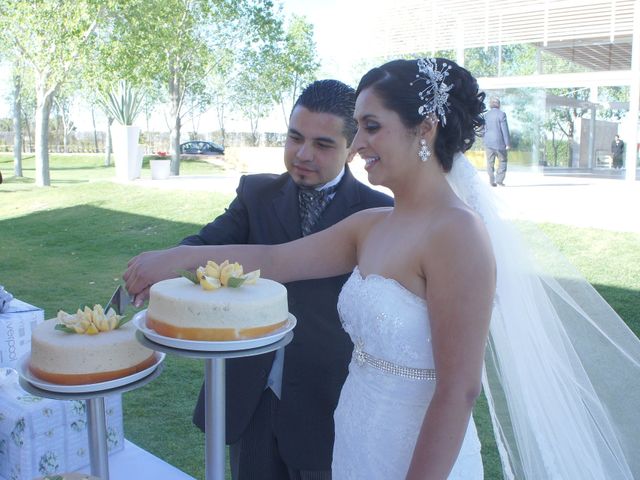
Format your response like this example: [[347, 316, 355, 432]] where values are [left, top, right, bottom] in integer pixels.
[[123, 246, 186, 304]]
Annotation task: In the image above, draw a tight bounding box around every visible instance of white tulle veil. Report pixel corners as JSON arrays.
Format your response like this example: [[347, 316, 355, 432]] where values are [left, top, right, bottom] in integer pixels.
[[446, 153, 640, 479]]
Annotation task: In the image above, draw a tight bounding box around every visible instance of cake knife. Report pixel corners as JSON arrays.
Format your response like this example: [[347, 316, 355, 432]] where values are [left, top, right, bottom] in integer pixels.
[[105, 285, 133, 315]]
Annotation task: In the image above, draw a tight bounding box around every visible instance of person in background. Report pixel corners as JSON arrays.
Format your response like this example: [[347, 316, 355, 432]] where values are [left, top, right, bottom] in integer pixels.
[[484, 96, 510, 186], [611, 134, 625, 169]]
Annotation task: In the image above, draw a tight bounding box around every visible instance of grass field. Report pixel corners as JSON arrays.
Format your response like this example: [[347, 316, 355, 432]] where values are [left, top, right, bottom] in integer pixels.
[[2, 153, 638, 480]]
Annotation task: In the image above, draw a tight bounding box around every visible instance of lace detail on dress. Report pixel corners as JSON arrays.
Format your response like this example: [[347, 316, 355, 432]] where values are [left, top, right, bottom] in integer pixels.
[[332, 267, 483, 479], [338, 267, 433, 371]]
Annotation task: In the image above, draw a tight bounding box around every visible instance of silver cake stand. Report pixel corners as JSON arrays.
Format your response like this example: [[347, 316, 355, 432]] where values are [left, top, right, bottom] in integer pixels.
[[135, 320, 294, 480], [19, 356, 165, 480]]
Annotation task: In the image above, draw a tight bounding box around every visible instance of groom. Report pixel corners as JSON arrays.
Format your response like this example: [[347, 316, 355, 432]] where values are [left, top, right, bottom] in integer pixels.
[[183, 80, 393, 479]]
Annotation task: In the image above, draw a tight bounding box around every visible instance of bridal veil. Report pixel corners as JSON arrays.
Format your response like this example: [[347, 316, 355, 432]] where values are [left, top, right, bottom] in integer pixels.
[[447, 153, 640, 479]]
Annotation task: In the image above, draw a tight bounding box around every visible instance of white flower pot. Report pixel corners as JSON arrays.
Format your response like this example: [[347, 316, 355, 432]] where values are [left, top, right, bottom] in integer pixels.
[[150, 159, 171, 180], [112, 124, 142, 181]]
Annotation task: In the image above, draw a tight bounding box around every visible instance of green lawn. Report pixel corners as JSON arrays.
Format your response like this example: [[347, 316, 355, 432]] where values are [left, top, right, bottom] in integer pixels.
[[1, 153, 638, 480]]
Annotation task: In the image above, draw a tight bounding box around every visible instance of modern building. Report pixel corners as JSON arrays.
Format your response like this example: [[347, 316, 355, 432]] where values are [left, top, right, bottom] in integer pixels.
[[371, 0, 640, 181]]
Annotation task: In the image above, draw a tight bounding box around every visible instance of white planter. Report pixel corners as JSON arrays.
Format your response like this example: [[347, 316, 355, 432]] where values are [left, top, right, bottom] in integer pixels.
[[150, 159, 171, 180], [112, 125, 142, 181]]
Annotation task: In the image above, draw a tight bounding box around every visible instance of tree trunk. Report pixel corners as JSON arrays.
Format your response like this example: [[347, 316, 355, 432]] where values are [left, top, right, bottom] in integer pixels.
[[12, 74, 22, 177], [91, 107, 99, 153], [250, 116, 260, 146], [22, 105, 33, 153], [35, 79, 56, 187], [216, 104, 226, 146], [280, 99, 289, 129], [63, 124, 68, 153], [170, 113, 181, 175], [104, 116, 113, 166], [567, 121, 575, 168], [169, 69, 181, 176]]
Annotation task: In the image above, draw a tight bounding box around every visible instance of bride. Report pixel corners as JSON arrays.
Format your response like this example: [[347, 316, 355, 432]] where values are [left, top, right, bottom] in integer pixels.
[[125, 58, 640, 479]]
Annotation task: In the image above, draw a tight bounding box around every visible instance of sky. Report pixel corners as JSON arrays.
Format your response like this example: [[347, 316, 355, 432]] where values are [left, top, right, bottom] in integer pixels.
[[0, 0, 385, 133]]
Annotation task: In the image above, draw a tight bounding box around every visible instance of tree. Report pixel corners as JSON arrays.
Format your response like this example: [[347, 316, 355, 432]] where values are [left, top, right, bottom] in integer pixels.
[[232, 45, 282, 145], [465, 44, 537, 77], [105, 0, 284, 175], [0, 0, 109, 186], [209, 73, 232, 146], [11, 63, 23, 176], [53, 93, 77, 153], [271, 15, 320, 127]]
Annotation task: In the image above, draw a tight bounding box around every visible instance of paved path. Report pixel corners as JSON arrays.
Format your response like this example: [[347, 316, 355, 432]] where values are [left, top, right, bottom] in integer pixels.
[[131, 165, 640, 233], [490, 170, 640, 233]]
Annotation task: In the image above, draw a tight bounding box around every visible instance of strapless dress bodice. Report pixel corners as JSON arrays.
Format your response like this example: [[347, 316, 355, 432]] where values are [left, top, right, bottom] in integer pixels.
[[332, 267, 483, 479], [338, 266, 435, 371]]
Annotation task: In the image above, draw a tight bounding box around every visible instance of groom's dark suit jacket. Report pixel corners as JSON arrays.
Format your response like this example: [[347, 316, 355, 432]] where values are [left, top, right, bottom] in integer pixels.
[[187, 166, 393, 469]]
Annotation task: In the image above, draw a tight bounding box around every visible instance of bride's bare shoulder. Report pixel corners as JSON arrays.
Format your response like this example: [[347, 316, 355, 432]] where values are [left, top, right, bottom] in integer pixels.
[[427, 204, 493, 261], [349, 206, 393, 223]]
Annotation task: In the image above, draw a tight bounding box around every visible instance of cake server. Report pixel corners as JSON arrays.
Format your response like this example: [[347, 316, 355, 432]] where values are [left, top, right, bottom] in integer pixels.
[[105, 285, 133, 315]]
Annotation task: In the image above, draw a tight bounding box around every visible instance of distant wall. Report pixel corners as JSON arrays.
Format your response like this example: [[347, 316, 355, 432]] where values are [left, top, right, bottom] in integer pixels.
[[575, 118, 619, 168]]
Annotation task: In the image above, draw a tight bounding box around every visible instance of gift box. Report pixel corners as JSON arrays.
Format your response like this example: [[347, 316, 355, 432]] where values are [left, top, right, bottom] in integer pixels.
[[0, 369, 124, 480], [0, 299, 44, 369]]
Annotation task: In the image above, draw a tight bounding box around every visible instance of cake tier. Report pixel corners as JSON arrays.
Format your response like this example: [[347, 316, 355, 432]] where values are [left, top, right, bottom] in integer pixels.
[[147, 276, 288, 340], [30, 318, 156, 385]]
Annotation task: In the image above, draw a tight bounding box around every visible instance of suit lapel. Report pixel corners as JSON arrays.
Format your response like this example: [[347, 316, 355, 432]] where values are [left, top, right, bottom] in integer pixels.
[[273, 177, 303, 240]]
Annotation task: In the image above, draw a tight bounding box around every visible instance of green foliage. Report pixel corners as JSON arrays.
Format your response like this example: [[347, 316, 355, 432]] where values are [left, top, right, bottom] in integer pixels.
[[54, 324, 77, 334], [0, 0, 107, 82], [98, 80, 145, 126], [465, 44, 537, 77], [598, 86, 629, 120], [539, 50, 590, 75], [270, 14, 320, 122], [95, 0, 285, 169], [178, 269, 199, 285], [0, 0, 116, 185], [544, 138, 570, 166]]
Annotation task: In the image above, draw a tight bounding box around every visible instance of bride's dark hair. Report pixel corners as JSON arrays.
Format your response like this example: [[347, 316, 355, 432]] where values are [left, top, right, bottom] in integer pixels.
[[356, 58, 486, 172]]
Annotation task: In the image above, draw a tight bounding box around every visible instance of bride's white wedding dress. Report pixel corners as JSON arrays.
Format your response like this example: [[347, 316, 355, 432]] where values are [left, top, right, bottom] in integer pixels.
[[331, 267, 483, 479], [327, 155, 640, 479]]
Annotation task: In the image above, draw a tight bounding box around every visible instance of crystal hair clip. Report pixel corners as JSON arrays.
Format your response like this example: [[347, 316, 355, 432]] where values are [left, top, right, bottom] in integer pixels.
[[410, 58, 452, 126]]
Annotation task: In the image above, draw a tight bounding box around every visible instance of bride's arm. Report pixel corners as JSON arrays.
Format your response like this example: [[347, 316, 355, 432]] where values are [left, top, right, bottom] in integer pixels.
[[406, 208, 495, 480], [123, 208, 385, 304]]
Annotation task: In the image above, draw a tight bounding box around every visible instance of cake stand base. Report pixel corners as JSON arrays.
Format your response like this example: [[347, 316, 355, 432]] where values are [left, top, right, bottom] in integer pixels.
[[136, 329, 294, 480]]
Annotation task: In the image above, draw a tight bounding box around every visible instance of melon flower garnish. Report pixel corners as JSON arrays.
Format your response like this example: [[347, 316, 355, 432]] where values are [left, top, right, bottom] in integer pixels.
[[179, 260, 260, 290], [55, 304, 129, 334]]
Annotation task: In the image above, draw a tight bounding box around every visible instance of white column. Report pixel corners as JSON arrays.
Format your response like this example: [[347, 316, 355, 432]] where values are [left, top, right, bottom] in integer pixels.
[[588, 86, 598, 169], [625, 0, 639, 181]]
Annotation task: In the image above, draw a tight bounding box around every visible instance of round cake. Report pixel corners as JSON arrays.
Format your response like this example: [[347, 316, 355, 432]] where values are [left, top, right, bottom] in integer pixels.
[[147, 276, 289, 340], [30, 317, 156, 385]]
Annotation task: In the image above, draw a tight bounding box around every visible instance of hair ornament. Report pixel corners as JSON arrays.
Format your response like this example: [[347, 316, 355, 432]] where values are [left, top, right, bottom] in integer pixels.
[[410, 58, 452, 126]]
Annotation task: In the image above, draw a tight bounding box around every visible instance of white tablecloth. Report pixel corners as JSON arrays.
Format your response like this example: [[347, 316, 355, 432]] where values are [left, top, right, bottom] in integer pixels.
[[76, 439, 196, 479]]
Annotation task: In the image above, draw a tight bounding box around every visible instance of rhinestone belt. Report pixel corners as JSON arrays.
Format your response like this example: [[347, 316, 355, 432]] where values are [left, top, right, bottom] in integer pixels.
[[353, 344, 437, 380]]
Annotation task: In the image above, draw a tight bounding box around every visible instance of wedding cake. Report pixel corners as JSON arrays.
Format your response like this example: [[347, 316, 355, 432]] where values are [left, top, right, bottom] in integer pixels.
[[29, 305, 156, 385], [146, 261, 288, 341]]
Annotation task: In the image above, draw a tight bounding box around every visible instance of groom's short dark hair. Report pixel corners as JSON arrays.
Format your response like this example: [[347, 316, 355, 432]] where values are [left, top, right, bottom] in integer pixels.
[[293, 79, 358, 146]]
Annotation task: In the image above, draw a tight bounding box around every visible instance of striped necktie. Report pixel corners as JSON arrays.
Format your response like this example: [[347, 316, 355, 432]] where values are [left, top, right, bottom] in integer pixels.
[[298, 184, 338, 236]]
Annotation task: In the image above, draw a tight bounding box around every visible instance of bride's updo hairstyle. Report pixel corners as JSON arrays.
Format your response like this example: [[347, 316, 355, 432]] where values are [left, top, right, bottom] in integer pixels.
[[356, 58, 485, 172]]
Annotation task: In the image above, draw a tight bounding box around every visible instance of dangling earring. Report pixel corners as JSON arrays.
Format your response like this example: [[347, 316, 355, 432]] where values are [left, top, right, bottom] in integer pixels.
[[419, 139, 431, 162]]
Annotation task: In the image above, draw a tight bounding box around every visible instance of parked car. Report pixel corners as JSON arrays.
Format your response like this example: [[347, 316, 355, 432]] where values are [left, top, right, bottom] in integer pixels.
[[180, 141, 224, 155]]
